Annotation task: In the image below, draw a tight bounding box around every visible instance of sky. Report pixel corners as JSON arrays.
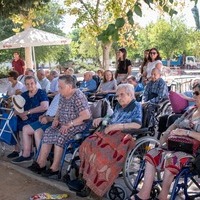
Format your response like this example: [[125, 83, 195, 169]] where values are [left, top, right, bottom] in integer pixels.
[[60, 1, 200, 34]]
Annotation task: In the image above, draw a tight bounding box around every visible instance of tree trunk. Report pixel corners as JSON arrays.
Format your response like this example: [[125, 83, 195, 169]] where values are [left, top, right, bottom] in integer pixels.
[[102, 42, 112, 70], [95, 41, 102, 68], [24, 22, 33, 69]]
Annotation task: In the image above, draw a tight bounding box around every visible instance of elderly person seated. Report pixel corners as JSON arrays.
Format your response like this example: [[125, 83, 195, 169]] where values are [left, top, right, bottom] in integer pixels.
[[2, 70, 24, 108], [28, 75, 91, 177], [37, 69, 51, 93], [7, 76, 49, 159], [127, 75, 144, 102], [18, 68, 42, 92], [129, 83, 200, 200], [64, 67, 77, 83], [79, 71, 97, 94], [69, 84, 142, 197], [7, 70, 23, 96], [12, 94, 60, 164], [142, 68, 168, 128], [48, 70, 59, 98], [93, 70, 117, 100], [142, 68, 168, 104]]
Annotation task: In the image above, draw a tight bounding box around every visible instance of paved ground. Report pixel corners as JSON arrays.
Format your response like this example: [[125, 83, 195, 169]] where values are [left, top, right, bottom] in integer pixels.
[[0, 160, 85, 200], [1, 143, 196, 200], [0, 144, 101, 200]]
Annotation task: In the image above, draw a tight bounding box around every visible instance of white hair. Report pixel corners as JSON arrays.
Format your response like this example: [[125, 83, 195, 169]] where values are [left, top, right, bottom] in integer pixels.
[[116, 84, 135, 99]]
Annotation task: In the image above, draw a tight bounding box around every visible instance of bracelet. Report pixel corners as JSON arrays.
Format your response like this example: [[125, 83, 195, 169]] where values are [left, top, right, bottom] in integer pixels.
[[70, 120, 74, 127]]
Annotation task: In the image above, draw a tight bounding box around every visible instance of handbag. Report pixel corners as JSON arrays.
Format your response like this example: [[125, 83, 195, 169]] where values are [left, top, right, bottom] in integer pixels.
[[167, 135, 200, 155]]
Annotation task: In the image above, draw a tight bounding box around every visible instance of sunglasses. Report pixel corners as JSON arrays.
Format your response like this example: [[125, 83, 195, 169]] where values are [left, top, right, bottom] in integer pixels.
[[193, 91, 200, 96], [150, 52, 157, 55]]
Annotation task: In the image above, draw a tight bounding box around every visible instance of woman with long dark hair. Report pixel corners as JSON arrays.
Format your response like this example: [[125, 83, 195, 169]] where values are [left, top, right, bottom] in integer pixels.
[[115, 48, 132, 84], [146, 47, 163, 80]]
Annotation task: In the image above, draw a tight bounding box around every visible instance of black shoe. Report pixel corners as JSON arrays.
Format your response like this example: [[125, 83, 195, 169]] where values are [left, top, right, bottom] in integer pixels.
[[28, 161, 46, 174], [11, 155, 33, 164], [41, 168, 59, 178], [76, 186, 91, 197], [67, 179, 85, 192], [7, 151, 19, 158]]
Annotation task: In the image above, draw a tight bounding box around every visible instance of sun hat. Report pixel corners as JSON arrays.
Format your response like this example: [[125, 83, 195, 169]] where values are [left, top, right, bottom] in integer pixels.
[[12, 95, 26, 113]]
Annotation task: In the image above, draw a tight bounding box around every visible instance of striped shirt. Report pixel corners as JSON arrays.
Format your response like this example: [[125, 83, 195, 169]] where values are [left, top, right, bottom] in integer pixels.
[[142, 78, 168, 103]]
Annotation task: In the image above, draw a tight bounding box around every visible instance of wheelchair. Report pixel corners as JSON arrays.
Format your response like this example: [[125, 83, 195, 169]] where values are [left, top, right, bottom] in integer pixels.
[[62, 100, 172, 200], [129, 153, 200, 200], [34, 98, 111, 180], [106, 101, 173, 199], [0, 97, 19, 156], [125, 113, 200, 200]]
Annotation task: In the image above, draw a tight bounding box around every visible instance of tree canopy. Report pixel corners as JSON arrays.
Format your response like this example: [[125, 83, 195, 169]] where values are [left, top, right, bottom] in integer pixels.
[[0, 0, 50, 17], [64, 0, 199, 69]]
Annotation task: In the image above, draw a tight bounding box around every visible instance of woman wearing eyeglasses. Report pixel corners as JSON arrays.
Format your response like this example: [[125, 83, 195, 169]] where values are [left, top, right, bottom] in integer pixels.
[[146, 48, 163, 80], [115, 48, 132, 84], [129, 83, 200, 200]]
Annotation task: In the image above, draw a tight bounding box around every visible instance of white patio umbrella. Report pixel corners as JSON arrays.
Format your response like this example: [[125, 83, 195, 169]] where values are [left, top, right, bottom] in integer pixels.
[[0, 27, 71, 69]]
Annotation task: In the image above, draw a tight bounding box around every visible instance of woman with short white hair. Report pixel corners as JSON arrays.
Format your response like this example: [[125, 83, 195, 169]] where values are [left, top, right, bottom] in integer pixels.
[[69, 83, 142, 197]]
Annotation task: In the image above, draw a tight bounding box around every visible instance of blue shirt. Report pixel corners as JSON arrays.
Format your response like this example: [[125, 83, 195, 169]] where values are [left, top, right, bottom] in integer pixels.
[[109, 100, 142, 125], [21, 89, 49, 122], [142, 78, 168, 103], [50, 77, 58, 93], [80, 79, 97, 92], [135, 83, 144, 93]]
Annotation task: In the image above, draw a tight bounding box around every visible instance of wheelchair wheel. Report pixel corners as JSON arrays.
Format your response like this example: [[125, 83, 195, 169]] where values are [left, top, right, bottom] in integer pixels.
[[123, 137, 160, 190], [106, 184, 127, 200]]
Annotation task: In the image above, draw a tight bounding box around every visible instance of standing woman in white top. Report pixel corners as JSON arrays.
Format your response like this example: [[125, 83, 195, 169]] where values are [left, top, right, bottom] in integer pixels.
[[146, 48, 163, 80], [115, 48, 132, 84]]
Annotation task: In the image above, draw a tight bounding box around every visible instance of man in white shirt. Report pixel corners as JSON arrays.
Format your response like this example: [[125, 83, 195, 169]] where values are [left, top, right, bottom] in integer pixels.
[[48, 70, 59, 98], [37, 69, 50, 93]]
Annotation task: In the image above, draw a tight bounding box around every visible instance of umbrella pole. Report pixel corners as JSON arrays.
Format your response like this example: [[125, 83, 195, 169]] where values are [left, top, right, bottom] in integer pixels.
[[32, 46, 36, 71], [25, 47, 33, 69]]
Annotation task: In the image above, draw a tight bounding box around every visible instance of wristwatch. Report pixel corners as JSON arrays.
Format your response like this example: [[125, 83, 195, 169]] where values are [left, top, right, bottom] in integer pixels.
[[70, 120, 74, 127]]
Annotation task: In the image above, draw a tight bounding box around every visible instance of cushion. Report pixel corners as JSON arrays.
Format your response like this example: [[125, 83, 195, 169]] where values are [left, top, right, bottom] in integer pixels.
[[169, 91, 188, 114]]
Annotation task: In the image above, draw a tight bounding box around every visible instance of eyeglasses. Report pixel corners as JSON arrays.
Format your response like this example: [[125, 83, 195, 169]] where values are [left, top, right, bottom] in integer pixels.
[[193, 91, 200, 96], [150, 52, 157, 55]]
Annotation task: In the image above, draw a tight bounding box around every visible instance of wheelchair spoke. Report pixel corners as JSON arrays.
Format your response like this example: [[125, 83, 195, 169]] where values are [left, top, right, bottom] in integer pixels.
[[123, 137, 159, 191]]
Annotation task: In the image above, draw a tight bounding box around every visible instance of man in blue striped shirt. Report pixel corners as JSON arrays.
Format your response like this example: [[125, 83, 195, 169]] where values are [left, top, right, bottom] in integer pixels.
[[142, 68, 168, 104]]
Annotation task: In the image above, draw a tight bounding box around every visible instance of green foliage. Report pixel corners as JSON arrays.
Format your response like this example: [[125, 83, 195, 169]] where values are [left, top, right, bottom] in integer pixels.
[[0, 66, 10, 78], [0, 2, 68, 67], [134, 3, 142, 17], [134, 18, 191, 60], [115, 18, 125, 28], [127, 10, 134, 25], [0, 0, 50, 18], [0, 17, 24, 63]]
